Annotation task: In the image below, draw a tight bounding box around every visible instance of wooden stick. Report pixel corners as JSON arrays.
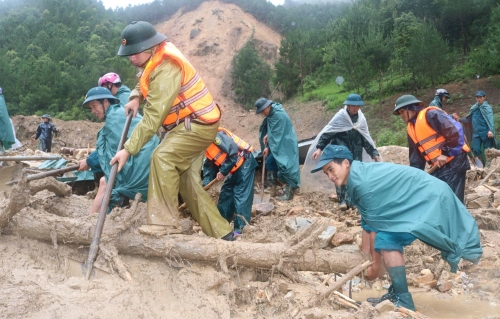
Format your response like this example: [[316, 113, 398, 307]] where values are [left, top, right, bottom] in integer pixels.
[[478, 164, 500, 186], [0, 156, 61, 161], [319, 260, 372, 300], [397, 307, 430, 319], [331, 296, 358, 310]]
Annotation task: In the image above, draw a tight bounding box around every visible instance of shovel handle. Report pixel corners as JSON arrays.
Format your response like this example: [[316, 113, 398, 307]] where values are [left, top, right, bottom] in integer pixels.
[[261, 146, 267, 200], [178, 178, 219, 210], [5, 164, 80, 185], [84, 111, 133, 280]]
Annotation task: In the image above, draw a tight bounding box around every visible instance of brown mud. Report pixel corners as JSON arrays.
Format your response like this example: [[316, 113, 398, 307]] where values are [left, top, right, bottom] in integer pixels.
[[1, 147, 500, 318]]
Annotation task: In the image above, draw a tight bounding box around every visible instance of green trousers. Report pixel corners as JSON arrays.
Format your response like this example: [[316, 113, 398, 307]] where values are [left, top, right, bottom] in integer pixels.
[[147, 121, 232, 238]]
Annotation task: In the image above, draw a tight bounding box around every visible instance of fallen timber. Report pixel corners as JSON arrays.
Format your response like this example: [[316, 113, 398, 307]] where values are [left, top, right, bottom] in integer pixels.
[[1, 177, 366, 279]]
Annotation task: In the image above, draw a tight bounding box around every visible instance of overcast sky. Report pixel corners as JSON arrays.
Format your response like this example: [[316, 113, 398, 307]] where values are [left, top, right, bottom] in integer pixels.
[[100, 0, 285, 10]]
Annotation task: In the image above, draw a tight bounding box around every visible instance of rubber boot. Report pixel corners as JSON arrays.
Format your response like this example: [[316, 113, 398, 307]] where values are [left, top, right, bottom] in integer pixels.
[[367, 284, 394, 304], [387, 266, 416, 311], [266, 171, 277, 197], [276, 184, 293, 201]]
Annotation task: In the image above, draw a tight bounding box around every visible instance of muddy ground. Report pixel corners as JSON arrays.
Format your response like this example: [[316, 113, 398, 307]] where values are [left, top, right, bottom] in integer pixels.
[[1, 145, 500, 319]]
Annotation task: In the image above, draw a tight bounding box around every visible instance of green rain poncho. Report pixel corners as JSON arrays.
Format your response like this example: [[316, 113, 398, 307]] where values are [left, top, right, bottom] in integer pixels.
[[347, 161, 482, 273], [0, 94, 15, 150], [259, 103, 300, 188], [87, 103, 158, 210]]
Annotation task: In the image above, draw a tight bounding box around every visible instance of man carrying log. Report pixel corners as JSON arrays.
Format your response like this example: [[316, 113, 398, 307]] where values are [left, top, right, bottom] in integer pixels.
[[202, 127, 258, 237], [255, 98, 300, 201], [394, 95, 470, 203], [311, 144, 482, 311], [110, 21, 235, 240], [78, 87, 158, 214]]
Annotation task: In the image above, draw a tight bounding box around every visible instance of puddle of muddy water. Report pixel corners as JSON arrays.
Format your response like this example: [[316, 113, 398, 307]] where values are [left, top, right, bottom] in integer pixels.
[[353, 289, 499, 319]]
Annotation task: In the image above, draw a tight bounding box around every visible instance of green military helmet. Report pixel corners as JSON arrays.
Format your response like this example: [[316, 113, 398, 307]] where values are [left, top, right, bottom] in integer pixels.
[[42, 114, 51, 120], [343, 93, 364, 106], [393, 95, 424, 115], [82, 87, 119, 109], [117, 21, 168, 56]]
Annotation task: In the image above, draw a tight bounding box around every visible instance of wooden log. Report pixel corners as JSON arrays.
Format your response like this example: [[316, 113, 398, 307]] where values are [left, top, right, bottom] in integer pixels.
[[8, 207, 366, 274], [0, 156, 61, 161], [0, 177, 30, 230]]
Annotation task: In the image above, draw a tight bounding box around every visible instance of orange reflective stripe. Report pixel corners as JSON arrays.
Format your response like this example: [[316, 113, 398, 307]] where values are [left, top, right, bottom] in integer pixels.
[[217, 127, 254, 153], [139, 42, 220, 132], [205, 128, 253, 173], [407, 107, 454, 166]]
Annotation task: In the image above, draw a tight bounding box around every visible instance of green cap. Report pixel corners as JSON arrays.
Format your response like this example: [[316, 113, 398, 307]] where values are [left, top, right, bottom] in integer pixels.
[[343, 93, 364, 106], [255, 98, 273, 114], [117, 21, 168, 56], [311, 145, 353, 173], [82, 87, 119, 109], [393, 95, 424, 115]]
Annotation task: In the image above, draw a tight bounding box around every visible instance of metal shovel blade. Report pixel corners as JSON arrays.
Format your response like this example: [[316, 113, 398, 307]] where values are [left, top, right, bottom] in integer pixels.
[[253, 192, 271, 204], [64, 257, 109, 279]]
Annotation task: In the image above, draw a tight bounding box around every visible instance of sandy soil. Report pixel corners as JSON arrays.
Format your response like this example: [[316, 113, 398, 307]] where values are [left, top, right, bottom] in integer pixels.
[[2, 2, 500, 318]]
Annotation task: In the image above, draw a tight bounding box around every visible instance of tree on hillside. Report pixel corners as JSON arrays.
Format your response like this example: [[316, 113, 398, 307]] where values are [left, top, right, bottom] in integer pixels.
[[232, 39, 271, 108], [403, 22, 452, 91]]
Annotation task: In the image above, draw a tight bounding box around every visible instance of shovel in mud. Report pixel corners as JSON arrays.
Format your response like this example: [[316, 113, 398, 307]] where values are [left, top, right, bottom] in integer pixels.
[[65, 111, 133, 280], [253, 150, 271, 204], [5, 164, 80, 186]]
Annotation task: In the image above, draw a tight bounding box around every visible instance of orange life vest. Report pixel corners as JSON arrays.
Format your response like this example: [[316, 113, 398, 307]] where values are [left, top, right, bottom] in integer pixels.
[[407, 107, 470, 166], [205, 128, 254, 174], [139, 42, 220, 131]]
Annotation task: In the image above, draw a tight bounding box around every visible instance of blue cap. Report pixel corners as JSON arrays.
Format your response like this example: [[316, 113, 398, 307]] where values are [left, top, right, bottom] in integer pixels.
[[311, 145, 353, 173], [476, 90, 486, 97], [343, 93, 364, 106]]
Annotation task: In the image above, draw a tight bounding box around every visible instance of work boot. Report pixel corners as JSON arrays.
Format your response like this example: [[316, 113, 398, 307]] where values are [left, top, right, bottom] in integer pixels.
[[338, 201, 348, 211], [221, 232, 236, 241], [138, 225, 182, 237], [367, 285, 395, 305], [386, 266, 415, 311], [393, 292, 416, 311], [276, 184, 294, 201], [266, 171, 277, 197]]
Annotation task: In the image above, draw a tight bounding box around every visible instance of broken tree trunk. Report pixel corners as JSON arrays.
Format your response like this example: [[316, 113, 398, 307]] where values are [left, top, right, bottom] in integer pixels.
[[0, 177, 30, 230], [8, 206, 366, 274]]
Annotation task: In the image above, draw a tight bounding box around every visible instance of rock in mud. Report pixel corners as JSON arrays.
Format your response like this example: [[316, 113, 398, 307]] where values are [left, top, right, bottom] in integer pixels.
[[331, 232, 354, 247], [253, 202, 274, 215], [285, 217, 313, 234], [317, 226, 337, 248], [375, 300, 396, 314]]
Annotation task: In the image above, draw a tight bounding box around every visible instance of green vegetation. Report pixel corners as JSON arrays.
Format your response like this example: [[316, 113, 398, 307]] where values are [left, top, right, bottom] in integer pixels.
[[0, 0, 133, 120], [1, 0, 500, 138], [231, 38, 271, 109]]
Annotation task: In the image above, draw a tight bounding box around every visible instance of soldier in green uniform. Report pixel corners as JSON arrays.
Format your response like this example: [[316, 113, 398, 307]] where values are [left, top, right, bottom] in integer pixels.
[[255, 98, 300, 201], [110, 21, 234, 240], [202, 128, 257, 236], [312, 144, 482, 311]]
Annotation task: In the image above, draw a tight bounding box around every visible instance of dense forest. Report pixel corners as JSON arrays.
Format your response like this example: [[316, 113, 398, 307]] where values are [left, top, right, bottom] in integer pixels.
[[1, 0, 500, 122]]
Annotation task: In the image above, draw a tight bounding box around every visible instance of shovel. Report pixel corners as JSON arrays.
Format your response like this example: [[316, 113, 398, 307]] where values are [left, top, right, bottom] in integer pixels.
[[5, 164, 80, 185], [66, 111, 133, 280], [253, 150, 271, 204]]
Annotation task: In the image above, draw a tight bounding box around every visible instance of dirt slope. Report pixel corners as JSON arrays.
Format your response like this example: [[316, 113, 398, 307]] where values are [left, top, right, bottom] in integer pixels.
[[155, 0, 282, 146]]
